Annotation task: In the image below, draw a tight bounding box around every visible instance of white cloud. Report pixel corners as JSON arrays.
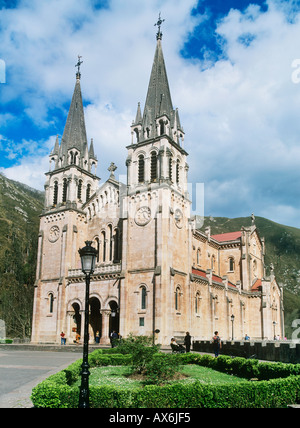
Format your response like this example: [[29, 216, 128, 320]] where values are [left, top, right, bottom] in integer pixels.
[[1, 0, 300, 227]]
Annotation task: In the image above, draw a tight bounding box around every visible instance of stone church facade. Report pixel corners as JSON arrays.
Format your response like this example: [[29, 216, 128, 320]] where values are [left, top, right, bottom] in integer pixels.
[[31, 27, 284, 346]]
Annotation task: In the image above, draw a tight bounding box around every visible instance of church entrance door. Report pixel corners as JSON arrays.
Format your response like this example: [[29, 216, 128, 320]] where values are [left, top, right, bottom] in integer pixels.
[[89, 297, 102, 342]]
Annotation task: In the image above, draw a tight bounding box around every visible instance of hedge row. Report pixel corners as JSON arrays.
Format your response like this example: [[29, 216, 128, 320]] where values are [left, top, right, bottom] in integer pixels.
[[30, 351, 300, 408]]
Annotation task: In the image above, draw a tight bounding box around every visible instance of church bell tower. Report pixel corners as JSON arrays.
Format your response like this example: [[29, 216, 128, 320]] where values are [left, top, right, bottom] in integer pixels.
[[120, 16, 192, 345], [31, 58, 100, 343]]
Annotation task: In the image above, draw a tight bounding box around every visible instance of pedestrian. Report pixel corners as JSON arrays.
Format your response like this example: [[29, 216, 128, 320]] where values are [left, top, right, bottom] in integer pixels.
[[184, 332, 191, 352], [110, 331, 118, 348], [60, 331, 66, 345], [212, 331, 221, 357], [95, 331, 100, 344]]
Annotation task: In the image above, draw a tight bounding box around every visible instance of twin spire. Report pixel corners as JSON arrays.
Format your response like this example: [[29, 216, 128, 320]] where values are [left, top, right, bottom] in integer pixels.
[[132, 14, 184, 146], [50, 14, 183, 172], [50, 56, 97, 173]]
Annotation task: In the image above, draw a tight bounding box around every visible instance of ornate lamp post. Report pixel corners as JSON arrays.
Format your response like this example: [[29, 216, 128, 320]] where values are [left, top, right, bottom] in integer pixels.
[[231, 314, 235, 341], [78, 241, 98, 408]]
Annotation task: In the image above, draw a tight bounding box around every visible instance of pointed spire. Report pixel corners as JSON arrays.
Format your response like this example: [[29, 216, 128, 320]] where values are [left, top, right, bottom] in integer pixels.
[[134, 102, 142, 124], [60, 67, 88, 159], [89, 138, 97, 160], [142, 34, 173, 126], [134, 17, 184, 146], [51, 135, 59, 156]]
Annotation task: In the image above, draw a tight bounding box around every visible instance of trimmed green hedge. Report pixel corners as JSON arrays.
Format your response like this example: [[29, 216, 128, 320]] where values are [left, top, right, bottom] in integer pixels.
[[30, 350, 300, 408]]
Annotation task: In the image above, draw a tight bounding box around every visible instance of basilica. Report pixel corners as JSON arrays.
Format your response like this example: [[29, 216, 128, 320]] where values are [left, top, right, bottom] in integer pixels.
[[31, 22, 284, 346]]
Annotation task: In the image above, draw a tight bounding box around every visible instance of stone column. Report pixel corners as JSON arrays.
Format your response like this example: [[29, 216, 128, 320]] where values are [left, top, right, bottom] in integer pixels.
[[100, 309, 111, 345]]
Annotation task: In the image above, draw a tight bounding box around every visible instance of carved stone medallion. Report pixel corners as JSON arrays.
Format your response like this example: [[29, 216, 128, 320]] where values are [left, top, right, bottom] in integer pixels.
[[48, 225, 60, 243], [174, 208, 183, 229], [135, 206, 151, 226]]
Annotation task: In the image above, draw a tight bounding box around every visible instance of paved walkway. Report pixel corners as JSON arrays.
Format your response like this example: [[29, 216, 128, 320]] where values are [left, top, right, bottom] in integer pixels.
[[0, 346, 82, 408]]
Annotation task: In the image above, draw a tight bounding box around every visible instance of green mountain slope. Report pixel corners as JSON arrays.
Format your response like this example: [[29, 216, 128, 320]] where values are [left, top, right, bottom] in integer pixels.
[[0, 173, 44, 338]]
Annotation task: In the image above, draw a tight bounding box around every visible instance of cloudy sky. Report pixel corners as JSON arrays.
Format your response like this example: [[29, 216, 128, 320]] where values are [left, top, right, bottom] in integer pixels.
[[0, 0, 300, 228]]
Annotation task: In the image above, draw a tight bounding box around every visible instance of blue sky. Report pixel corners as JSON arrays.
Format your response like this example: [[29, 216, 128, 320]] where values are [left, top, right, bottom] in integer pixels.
[[0, 0, 300, 228]]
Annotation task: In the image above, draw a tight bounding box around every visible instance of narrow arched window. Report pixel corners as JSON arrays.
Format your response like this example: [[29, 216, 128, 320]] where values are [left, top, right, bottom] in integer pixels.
[[95, 237, 100, 262], [86, 183, 91, 201], [159, 120, 164, 135], [49, 293, 54, 313], [77, 180, 82, 200], [176, 160, 180, 184], [211, 255, 215, 271], [114, 228, 119, 262], [141, 286, 147, 310], [150, 151, 157, 182], [134, 128, 139, 143], [229, 257, 235, 272], [169, 157, 173, 182], [101, 231, 106, 262], [175, 286, 181, 311], [108, 225, 113, 261], [53, 181, 58, 206], [62, 178, 68, 203], [195, 292, 201, 314], [138, 155, 145, 183]]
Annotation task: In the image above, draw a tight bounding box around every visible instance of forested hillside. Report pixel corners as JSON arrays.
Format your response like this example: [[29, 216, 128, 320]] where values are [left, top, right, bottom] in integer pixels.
[[0, 173, 44, 338]]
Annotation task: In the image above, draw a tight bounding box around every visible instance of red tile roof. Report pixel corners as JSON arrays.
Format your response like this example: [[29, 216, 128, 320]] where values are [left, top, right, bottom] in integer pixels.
[[212, 274, 223, 283], [192, 268, 207, 278], [252, 279, 262, 291], [211, 231, 242, 242]]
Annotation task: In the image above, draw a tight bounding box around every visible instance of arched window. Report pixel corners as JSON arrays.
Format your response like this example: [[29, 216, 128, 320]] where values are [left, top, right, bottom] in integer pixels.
[[169, 157, 173, 182], [62, 178, 68, 203], [229, 257, 235, 272], [53, 181, 58, 206], [95, 237, 100, 262], [175, 286, 181, 311], [113, 228, 120, 262], [150, 151, 157, 182], [138, 155, 145, 183], [134, 128, 139, 143], [176, 159, 180, 184], [101, 231, 106, 262], [49, 293, 54, 314], [108, 225, 113, 261], [195, 292, 201, 314], [77, 180, 82, 200], [211, 255, 216, 271], [86, 183, 91, 201], [159, 120, 164, 135], [141, 286, 147, 310]]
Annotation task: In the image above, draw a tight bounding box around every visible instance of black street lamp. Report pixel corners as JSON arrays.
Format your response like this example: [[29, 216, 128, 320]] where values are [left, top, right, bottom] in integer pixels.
[[78, 241, 98, 409], [231, 314, 235, 341]]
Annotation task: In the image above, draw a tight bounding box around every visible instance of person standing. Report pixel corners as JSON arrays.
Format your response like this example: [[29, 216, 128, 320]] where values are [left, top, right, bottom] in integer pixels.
[[212, 331, 221, 357], [184, 332, 191, 353], [60, 331, 66, 345]]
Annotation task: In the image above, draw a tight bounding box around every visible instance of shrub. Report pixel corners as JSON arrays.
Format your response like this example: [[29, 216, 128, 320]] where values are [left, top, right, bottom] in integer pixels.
[[145, 354, 181, 385], [30, 350, 300, 408]]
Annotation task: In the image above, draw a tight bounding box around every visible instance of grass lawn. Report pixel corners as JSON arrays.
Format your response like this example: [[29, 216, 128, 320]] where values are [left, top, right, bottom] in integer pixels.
[[79, 364, 247, 389]]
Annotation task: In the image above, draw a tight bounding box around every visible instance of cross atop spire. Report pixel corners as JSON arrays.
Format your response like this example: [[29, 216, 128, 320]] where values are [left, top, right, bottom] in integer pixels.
[[75, 55, 83, 79], [154, 12, 165, 40]]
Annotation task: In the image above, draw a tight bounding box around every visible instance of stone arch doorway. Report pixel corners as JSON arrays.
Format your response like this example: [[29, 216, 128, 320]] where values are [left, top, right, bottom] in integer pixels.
[[109, 300, 119, 337], [72, 302, 81, 340], [89, 297, 102, 342]]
